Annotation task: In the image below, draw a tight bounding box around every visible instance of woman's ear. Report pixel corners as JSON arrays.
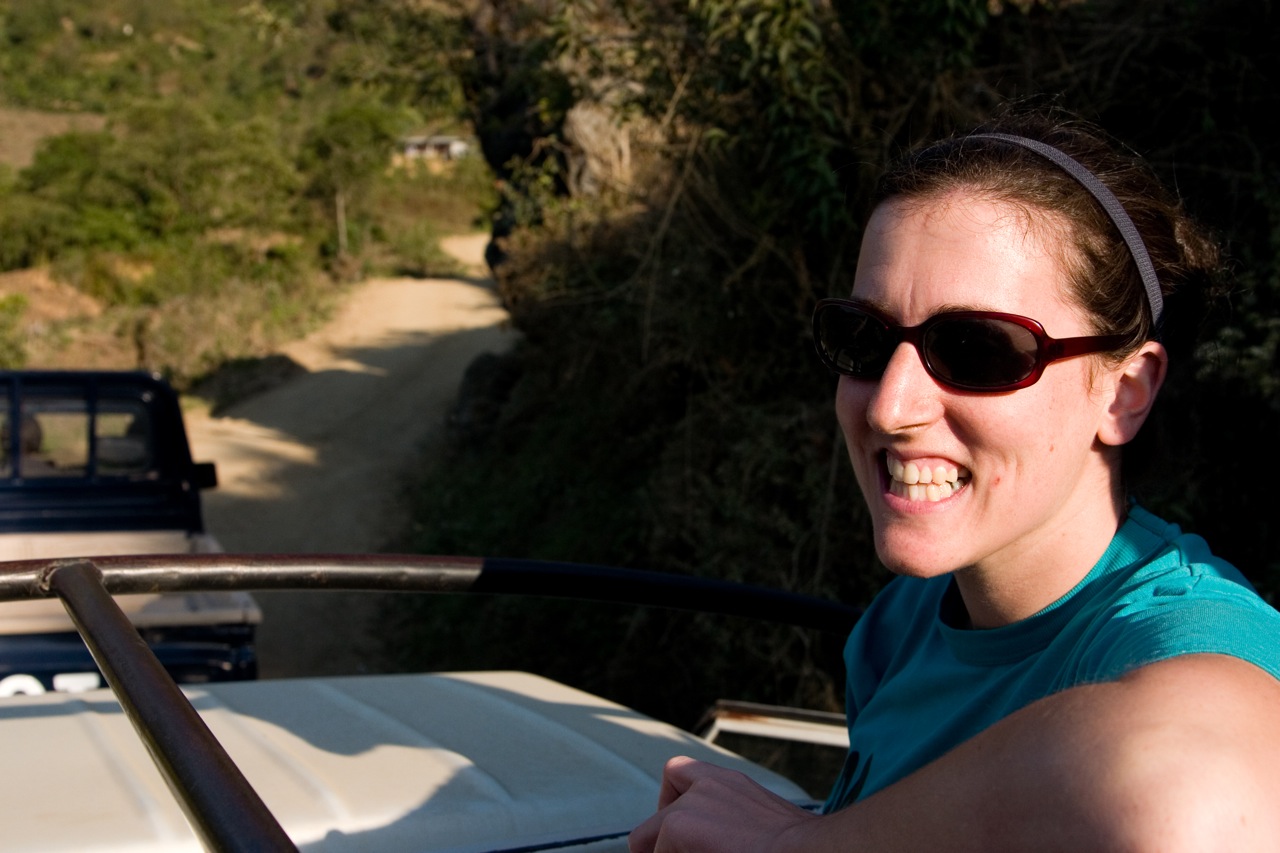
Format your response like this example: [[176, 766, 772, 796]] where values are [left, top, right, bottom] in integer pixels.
[[1098, 341, 1168, 447]]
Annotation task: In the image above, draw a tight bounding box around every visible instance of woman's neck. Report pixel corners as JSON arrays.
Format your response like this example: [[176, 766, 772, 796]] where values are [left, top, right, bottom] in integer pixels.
[[952, 486, 1127, 629]]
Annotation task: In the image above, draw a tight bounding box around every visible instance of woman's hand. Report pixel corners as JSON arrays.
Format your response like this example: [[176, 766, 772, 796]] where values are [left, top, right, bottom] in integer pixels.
[[628, 756, 819, 853]]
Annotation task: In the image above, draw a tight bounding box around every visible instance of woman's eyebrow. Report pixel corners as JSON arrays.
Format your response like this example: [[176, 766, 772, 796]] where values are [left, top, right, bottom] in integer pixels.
[[932, 301, 1001, 314], [848, 297, 1005, 317]]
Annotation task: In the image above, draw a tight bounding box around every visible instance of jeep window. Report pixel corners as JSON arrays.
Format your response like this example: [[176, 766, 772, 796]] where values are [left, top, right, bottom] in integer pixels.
[[20, 398, 89, 477], [95, 400, 154, 477], [5, 396, 154, 480]]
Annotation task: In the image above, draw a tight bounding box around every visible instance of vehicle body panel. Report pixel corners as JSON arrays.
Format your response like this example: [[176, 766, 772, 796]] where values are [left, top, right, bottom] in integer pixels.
[[0, 670, 815, 852]]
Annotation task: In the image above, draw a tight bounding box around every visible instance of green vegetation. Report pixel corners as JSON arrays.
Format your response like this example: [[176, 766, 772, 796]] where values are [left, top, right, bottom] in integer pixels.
[[0, 0, 491, 382], [391, 0, 1280, 727], [3, 0, 1275, 733], [0, 294, 27, 368]]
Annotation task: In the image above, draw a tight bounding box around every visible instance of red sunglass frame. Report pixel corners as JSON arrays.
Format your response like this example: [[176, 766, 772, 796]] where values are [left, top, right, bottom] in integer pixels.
[[813, 298, 1130, 392]]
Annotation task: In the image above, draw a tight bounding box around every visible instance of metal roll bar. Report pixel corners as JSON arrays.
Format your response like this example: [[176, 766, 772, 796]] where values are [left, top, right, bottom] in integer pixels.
[[0, 553, 860, 633], [48, 561, 295, 853]]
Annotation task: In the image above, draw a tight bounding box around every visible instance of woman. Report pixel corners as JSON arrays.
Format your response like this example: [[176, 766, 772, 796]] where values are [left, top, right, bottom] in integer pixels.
[[629, 115, 1280, 851]]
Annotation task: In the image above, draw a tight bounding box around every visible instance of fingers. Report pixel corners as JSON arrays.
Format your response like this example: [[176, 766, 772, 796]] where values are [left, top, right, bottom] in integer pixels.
[[631, 757, 717, 853], [658, 755, 700, 808], [634, 758, 787, 853]]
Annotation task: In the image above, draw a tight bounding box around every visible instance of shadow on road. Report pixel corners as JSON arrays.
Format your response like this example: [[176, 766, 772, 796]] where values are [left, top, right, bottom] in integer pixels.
[[185, 276, 515, 678]]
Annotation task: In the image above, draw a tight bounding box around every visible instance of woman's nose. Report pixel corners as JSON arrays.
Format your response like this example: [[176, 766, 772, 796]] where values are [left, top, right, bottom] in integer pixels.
[[864, 342, 944, 435]]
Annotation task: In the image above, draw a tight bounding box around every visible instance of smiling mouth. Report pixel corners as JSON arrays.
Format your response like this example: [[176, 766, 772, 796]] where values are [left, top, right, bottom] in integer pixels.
[[885, 454, 971, 502]]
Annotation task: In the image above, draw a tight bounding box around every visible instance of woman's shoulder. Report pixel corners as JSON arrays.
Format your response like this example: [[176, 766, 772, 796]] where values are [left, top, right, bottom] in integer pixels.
[[1122, 503, 1264, 593], [1079, 505, 1280, 680]]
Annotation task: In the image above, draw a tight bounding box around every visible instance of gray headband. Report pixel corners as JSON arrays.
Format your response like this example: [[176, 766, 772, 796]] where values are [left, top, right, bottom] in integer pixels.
[[968, 133, 1165, 334]]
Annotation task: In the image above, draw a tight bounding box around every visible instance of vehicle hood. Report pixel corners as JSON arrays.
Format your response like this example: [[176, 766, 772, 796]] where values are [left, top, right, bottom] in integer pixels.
[[0, 671, 814, 852]]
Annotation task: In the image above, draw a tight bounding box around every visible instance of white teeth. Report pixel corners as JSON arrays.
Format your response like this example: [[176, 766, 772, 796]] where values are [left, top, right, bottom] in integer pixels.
[[885, 455, 968, 502]]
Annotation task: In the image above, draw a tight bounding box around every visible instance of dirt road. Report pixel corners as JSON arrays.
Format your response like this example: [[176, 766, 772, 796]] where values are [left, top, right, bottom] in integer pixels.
[[185, 234, 513, 677]]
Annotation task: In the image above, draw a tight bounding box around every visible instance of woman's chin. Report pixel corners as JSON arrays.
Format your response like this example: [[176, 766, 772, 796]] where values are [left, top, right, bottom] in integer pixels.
[[873, 531, 964, 579]]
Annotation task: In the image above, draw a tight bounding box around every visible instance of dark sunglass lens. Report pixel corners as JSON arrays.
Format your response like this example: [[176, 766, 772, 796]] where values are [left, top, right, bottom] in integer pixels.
[[819, 306, 895, 378], [925, 317, 1039, 388]]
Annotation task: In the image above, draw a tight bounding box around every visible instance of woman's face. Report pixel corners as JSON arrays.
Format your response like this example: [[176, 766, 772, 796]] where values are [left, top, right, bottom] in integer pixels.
[[836, 192, 1126, 589]]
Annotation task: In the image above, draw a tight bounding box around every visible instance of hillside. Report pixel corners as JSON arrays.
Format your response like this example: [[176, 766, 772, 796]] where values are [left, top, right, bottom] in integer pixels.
[[0, 0, 486, 384]]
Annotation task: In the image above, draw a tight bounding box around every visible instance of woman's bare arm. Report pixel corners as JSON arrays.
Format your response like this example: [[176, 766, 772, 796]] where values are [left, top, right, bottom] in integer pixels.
[[629, 654, 1280, 853]]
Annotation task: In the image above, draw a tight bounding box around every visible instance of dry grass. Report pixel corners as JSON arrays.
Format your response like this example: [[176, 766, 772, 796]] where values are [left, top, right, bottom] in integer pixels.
[[0, 262, 339, 384], [0, 267, 133, 370], [0, 268, 102, 323], [0, 107, 107, 170]]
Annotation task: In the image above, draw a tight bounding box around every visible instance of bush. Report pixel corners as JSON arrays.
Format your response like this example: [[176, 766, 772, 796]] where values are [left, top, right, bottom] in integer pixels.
[[392, 0, 1280, 724], [0, 294, 27, 368]]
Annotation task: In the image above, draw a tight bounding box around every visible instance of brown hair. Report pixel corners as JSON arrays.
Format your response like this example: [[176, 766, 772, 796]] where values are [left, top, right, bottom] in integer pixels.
[[874, 112, 1223, 366]]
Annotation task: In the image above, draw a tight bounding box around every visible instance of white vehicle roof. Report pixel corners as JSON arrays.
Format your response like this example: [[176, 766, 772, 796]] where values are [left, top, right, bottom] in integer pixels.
[[0, 670, 815, 852]]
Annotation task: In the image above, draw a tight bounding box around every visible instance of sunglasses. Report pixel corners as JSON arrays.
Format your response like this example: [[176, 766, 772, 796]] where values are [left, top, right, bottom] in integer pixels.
[[812, 299, 1129, 392]]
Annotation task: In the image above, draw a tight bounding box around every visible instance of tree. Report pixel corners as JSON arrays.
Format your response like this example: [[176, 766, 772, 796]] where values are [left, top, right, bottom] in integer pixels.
[[302, 100, 409, 260]]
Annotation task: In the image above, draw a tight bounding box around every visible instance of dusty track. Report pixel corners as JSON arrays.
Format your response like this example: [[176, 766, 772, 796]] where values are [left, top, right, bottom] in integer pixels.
[[185, 234, 513, 677]]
